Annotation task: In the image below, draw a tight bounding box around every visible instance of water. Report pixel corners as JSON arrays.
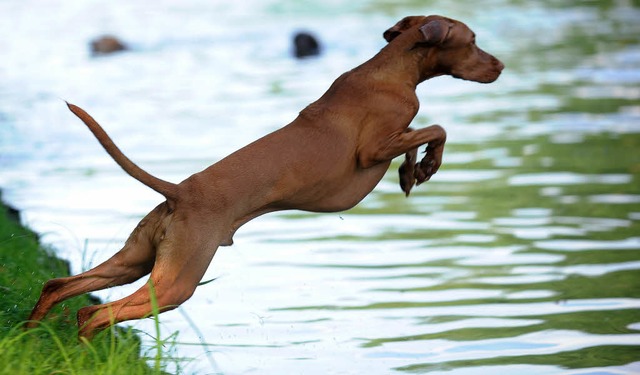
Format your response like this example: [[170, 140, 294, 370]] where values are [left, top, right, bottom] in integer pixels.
[[1, 1, 639, 374]]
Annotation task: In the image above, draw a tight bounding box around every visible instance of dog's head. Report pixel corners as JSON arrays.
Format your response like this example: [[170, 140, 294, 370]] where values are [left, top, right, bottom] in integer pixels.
[[383, 15, 504, 83]]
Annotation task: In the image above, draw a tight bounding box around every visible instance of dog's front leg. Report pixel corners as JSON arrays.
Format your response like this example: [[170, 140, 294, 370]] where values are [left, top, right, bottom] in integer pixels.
[[414, 130, 446, 185], [360, 124, 446, 194]]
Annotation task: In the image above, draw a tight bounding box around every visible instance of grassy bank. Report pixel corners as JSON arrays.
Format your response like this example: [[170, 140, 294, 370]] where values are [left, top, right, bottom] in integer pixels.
[[0, 200, 173, 374]]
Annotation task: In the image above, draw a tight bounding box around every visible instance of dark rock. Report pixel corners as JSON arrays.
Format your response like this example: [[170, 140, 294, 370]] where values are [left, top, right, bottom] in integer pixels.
[[293, 31, 321, 58]]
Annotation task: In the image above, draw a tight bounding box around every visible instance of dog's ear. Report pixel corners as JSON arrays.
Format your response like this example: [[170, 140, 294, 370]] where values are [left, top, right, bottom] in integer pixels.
[[419, 19, 452, 45], [383, 29, 402, 42], [383, 16, 425, 43]]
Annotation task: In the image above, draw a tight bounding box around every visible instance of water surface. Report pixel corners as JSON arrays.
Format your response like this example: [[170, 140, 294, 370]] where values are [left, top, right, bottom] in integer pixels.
[[1, 1, 639, 374]]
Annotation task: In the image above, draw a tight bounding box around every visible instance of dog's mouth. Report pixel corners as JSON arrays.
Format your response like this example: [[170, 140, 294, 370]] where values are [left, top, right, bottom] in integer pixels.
[[473, 50, 505, 83], [452, 58, 504, 84], [477, 70, 503, 84], [487, 60, 505, 82], [493, 59, 506, 75]]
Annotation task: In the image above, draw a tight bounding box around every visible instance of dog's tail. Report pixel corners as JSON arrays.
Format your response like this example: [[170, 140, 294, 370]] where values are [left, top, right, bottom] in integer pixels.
[[66, 102, 179, 201]]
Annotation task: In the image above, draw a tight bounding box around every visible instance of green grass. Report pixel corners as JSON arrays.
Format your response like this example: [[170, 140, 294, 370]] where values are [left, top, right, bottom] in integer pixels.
[[0, 201, 180, 374]]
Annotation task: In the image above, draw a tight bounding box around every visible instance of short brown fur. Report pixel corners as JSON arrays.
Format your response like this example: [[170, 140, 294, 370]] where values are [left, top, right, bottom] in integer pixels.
[[27, 15, 503, 338]]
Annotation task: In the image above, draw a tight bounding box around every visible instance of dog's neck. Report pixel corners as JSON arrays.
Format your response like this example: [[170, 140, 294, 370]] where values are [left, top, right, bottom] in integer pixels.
[[361, 32, 442, 87]]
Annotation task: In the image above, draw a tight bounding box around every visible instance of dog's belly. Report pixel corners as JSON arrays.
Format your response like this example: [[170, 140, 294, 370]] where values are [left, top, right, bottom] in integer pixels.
[[283, 160, 391, 213]]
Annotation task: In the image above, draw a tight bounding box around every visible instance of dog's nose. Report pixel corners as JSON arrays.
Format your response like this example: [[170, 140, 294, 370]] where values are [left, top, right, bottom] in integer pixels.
[[496, 59, 505, 71]]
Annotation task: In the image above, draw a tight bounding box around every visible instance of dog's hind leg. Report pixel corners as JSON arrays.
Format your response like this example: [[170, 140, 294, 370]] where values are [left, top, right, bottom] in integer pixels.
[[76, 228, 219, 339], [26, 203, 168, 328]]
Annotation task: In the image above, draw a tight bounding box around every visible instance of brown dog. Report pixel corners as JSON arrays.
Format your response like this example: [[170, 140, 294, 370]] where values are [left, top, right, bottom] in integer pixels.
[[27, 15, 503, 338]]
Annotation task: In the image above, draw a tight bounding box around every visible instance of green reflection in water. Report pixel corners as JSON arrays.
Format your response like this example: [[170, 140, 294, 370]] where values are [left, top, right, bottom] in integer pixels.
[[397, 345, 640, 373], [380, 135, 639, 371], [277, 133, 640, 372]]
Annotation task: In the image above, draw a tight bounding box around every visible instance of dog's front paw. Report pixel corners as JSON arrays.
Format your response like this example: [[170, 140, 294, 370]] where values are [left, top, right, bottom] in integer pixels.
[[415, 146, 443, 185], [399, 148, 418, 196], [399, 160, 416, 196]]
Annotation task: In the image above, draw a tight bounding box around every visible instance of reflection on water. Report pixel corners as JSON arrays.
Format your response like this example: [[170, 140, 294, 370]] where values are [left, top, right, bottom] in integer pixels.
[[1, 0, 639, 374]]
